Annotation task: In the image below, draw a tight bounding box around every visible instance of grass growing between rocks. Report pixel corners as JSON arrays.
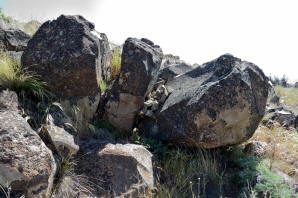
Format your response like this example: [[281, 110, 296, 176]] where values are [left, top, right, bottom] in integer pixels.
[[111, 48, 121, 79], [51, 155, 96, 198], [0, 53, 51, 100], [227, 146, 297, 198], [248, 126, 298, 181], [86, 119, 298, 197]]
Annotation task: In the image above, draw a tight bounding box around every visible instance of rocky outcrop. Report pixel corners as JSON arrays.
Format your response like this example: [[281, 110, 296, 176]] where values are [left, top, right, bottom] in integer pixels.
[[102, 38, 163, 132], [162, 54, 184, 67], [76, 142, 154, 197], [0, 28, 31, 63], [21, 15, 112, 133], [0, 28, 31, 52], [22, 15, 110, 99], [263, 107, 297, 129], [139, 54, 269, 148], [41, 103, 79, 158], [0, 89, 56, 197]]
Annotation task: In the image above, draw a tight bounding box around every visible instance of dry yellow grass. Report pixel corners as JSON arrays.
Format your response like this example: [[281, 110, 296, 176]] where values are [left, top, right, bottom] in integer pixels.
[[274, 85, 298, 114], [247, 125, 298, 181]]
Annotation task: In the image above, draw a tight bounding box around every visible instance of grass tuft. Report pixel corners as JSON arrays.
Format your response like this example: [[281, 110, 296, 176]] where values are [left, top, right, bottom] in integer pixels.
[[52, 155, 95, 198], [111, 48, 121, 79], [0, 53, 51, 100]]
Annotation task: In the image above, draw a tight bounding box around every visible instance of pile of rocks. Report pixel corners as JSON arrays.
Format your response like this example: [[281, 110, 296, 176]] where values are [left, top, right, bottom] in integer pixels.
[[0, 14, 270, 197]]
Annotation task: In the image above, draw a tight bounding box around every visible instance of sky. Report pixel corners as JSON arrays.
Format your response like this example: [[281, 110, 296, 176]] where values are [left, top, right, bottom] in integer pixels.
[[1, 0, 297, 82]]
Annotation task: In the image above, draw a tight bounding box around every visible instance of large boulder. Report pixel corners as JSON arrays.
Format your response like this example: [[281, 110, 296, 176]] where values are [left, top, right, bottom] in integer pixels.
[[139, 54, 270, 148], [75, 142, 154, 197], [102, 38, 163, 132], [21, 15, 110, 99], [21, 15, 112, 133], [0, 89, 56, 197]]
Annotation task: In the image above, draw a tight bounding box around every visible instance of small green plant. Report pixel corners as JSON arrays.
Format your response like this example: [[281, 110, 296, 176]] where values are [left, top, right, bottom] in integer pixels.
[[111, 48, 121, 79], [0, 53, 51, 100], [100, 81, 106, 92]]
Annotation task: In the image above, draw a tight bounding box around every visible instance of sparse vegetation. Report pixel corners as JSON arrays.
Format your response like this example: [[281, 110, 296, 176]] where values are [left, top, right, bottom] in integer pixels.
[[0, 53, 51, 100], [228, 147, 297, 198], [51, 155, 95, 198], [111, 48, 121, 79], [274, 85, 298, 109], [248, 126, 298, 181]]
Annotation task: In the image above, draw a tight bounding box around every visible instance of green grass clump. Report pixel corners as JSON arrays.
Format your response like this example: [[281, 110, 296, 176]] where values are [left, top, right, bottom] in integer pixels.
[[0, 53, 51, 100], [51, 155, 95, 198], [111, 48, 121, 79], [153, 148, 225, 198]]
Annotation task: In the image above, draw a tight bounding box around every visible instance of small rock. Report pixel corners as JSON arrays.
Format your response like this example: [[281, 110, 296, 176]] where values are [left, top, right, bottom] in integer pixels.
[[244, 141, 269, 156]]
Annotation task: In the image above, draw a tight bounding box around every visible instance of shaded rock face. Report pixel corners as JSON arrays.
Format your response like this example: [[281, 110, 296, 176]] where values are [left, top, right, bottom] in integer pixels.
[[21, 14, 110, 99], [139, 54, 269, 148], [42, 103, 79, 158], [103, 38, 163, 132], [0, 28, 31, 52], [0, 90, 56, 198], [76, 142, 153, 198]]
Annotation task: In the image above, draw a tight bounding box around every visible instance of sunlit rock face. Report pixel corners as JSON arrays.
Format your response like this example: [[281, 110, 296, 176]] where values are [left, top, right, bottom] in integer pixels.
[[139, 54, 270, 148]]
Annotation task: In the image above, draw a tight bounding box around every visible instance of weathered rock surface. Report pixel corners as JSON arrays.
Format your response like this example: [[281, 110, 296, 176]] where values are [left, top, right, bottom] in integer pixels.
[[244, 141, 269, 156], [76, 142, 153, 197], [21, 15, 110, 99], [103, 38, 163, 132], [0, 90, 56, 197], [0, 88, 20, 112], [263, 107, 297, 129], [0, 28, 31, 52], [139, 54, 270, 148], [42, 103, 79, 158], [22, 15, 112, 131], [158, 62, 194, 83], [162, 54, 184, 67]]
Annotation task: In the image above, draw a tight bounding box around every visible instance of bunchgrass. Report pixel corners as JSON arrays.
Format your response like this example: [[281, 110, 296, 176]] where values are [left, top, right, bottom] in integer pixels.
[[0, 53, 51, 100], [51, 155, 95, 198], [111, 48, 121, 79], [154, 148, 225, 198]]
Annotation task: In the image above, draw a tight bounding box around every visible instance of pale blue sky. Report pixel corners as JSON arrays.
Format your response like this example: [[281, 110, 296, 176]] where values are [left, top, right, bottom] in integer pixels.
[[2, 0, 298, 83]]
